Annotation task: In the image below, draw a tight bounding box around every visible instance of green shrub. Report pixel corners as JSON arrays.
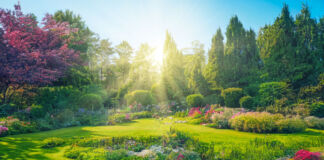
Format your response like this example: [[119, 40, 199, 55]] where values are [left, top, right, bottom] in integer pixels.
[[79, 94, 103, 111], [125, 90, 154, 106], [239, 96, 255, 109], [0, 103, 17, 117], [174, 111, 188, 117], [186, 94, 204, 107], [258, 82, 292, 106], [106, 149, 128, 160], [108, 113, 131, 124], [309, 102, 324, 118], [222, 88, 243, 108], [131, 111, 153, 119], [230, 112, 284, 133], [209, 88, 222, 95], [304, 116, 324, 129], [276, 118, 306, 133], [203, 94, 224, 105], [64, 146, 87, 159], [41, 137, 65, 148]]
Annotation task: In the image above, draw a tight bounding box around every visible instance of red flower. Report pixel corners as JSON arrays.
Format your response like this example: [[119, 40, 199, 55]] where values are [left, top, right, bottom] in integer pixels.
[[294, 149, 321, 160], [177, 153, 185, 160]]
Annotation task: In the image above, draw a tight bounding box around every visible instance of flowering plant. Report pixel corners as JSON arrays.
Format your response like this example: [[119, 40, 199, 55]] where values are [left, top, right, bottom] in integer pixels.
[[0, 126, 8, 135], [294, 149, 321, 160], [188, 107, 202, 117]]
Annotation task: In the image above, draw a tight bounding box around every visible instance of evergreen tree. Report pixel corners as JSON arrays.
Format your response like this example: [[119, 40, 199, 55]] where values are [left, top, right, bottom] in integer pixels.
[[257, 4, 296, 83], [161, 31, 188, 101], [204, 28, 224, 86]]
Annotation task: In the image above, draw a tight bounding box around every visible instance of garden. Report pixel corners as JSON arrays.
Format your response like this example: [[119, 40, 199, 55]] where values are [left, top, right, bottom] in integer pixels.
[[0, 1, 324, 160]]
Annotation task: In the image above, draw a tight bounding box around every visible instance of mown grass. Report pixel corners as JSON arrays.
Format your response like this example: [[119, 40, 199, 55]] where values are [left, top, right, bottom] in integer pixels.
[[0, 118, 323, 160]]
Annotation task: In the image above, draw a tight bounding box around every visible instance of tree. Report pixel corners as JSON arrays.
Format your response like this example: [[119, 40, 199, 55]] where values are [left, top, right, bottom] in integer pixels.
[[129, 43, 158, 90], [0, 4, 80, 104], [294, 4, 322, 88], [257, 4, 296, 84], [184, 41, 209, 95], [204, 28, 225, 86], [161, 31, 188, 101], [114, 41, 133, 85], [222, 16, 260, 88], [53, 10, 93, 54]]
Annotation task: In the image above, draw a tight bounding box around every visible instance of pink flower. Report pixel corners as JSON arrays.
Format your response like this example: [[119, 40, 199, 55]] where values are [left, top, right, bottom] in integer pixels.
[[0, 126, 8, 135], [294, 149, 321, 160], [177, 153, 184, 160], [125, 114, 130, 120]]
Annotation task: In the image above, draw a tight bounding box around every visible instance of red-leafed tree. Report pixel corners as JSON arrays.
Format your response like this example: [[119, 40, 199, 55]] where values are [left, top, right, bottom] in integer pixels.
[[0, 4, 81, 104]]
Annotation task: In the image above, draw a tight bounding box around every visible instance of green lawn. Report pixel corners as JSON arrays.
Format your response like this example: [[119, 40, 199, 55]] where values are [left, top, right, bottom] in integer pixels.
[[0, 118, 323, 160]]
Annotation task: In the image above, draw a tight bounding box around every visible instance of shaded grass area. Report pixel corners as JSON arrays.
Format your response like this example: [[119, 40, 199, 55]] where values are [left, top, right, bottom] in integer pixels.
[[0, 118, 323, 160]]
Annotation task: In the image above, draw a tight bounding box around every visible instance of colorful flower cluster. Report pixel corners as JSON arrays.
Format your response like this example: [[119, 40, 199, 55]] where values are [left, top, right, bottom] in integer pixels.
[[294, 149, 321, 160], [0, 125, 8, 135], [188, 107, 202, 117]]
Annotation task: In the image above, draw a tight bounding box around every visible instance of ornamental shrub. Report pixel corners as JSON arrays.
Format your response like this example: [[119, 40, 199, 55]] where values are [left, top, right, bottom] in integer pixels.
[[222, 88, 243, 108], [79, 94, 103, 111], [309, 102, 324, 118], [186, 94, 204, 107], [125, 90, 154, 106], [276, 118, 306, 133], [41, 137, 65, 148], [230, 112, 284, 133], [304, 116, 324, 130], [239, 96, 255, 109]]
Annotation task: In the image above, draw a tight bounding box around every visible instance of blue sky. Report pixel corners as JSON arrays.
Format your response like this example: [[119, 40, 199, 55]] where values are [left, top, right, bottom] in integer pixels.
[[1, 0, 324, 53]]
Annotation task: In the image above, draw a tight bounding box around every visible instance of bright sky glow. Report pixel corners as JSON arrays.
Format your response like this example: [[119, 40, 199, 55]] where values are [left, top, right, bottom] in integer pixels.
[[1, 0, 323, 65]]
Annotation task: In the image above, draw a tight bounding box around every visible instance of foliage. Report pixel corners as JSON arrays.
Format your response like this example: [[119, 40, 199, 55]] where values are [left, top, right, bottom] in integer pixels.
[[239, 96, 255, 109], [106, 149, 129, 160], [130, 111, 153, 119], [186, 94, 204, 107], [0, 4, 80, 104], [309, 102, 324, 118], [230, 112, 284, 133], [161, 31, 188, 102], [258, 82, 292, 106], [203, 94, 224, 106], [78, 93, 103, 111], [276, 118, 306, 133], [222, 88, 243, 107], [41, 137, 65, 148], [125, 90, 154, 106], [304, 116, 324, 130]]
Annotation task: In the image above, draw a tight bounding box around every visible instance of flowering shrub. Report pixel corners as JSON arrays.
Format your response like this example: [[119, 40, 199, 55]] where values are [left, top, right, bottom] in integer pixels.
[[210, 108, 236, 129], [293, 149, 321, 160], [230, 112, 284, 133], [0, 126, 8, 135], [188, 107, 202, 117]]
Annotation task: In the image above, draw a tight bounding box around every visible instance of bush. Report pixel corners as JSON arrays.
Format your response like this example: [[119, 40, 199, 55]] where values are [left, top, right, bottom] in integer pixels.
[[0, 103, 17, 117], [230, 112, 284, 133], [239, 96, 255, 109], [309, 102, 324, 118], [186, 94, 204, 107], [222, 88, 243, 108], [203, 94, 224, 106], [106, 149, 128, 160], [276, 118, 306, 133], [258, 82, 292, 106], [79, 94, 103, 111], [125, 90, 154, 106], [41, 137, 65, 148], [209, 88, 222, 95], [130, 111, 153, 119], [108, 113, 131, 124], [304, 116, 324, 129]]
